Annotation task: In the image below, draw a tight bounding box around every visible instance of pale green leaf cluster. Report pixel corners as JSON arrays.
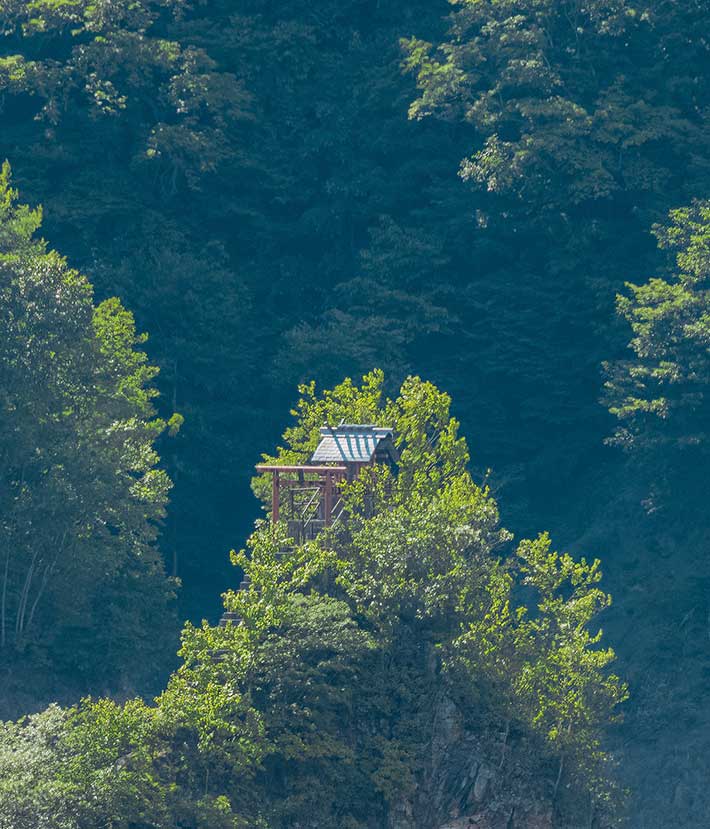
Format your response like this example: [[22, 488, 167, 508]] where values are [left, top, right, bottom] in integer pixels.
[[604, 201, 710, 451]]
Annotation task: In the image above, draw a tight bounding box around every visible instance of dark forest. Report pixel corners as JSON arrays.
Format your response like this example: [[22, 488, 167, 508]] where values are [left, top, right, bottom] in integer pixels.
[[1, 1, 710, 826]]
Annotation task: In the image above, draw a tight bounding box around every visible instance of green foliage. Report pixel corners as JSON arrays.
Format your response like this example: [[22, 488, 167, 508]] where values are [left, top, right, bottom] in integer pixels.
[[403, 0, 710, 210], [0, 0, 256, 612], [0, 165, 176, 682], [0, 0, 249, 169], [0, 0, 465, 620], [0, 705, 76, 829], [605, 202, 710, 453], [515, 537, 624, 788], [253, 370, 469, 510], [0, 374, 625, 827], [0, 695, 259, 829], [224, 374, 625, 824], [0, 160, 42, 257], [1, 0, 708, 819], [398, 0, 710, 488], [453, 533, 625, 806]]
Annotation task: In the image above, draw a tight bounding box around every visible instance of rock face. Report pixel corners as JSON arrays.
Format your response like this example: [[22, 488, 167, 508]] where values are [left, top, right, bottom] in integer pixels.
[[387, 695, 555, 829]]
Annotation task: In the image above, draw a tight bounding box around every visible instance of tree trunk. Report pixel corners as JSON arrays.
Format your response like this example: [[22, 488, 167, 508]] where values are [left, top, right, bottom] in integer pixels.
[[16, 550, 38, 636], [1, 544, 9, 648], [25, 532, 66, 638]]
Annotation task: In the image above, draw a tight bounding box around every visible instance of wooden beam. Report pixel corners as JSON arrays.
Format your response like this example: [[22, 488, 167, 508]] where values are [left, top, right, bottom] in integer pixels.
[[324, 472, 333, 526], [272, 470, 280, 524], [256, 464, 347, 473]]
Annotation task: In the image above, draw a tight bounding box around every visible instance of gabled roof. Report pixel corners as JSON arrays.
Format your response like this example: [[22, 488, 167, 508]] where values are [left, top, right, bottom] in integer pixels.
[[310, 424, 398, 464]]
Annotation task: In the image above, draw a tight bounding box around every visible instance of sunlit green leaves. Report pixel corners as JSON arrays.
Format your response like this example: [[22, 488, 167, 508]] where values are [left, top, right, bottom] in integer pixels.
[[604, 202, 710, 452], [242, 372, 625, 820], [0, 368, 625, 826]]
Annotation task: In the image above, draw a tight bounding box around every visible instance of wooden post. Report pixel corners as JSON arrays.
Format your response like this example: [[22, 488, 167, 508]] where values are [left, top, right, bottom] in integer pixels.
[[324, 472, 333, 526], [272, 471, 280, 524]]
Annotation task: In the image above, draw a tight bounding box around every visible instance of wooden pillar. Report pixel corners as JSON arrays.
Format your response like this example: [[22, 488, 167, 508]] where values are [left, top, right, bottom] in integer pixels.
[[272, 471, 280, 524], [324, 472, 333, 526]]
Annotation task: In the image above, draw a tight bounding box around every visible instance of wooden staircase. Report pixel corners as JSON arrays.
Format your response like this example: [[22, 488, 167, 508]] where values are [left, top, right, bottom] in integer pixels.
[[218, 572, 251, 627]]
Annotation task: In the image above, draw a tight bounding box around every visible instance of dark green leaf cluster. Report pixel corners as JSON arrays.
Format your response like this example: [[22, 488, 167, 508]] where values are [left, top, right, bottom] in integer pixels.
[[404, 0, 710, 211]]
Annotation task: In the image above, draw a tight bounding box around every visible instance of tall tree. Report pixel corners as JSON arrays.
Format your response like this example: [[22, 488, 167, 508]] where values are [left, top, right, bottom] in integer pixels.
[[603, 201, 710, 513], [0, 0, 256, 615], [0, 163, 176, 684]]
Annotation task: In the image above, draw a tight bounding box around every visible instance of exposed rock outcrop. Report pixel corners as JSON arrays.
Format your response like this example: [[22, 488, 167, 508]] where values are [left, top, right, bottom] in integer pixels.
[[388, 694, 557, 829]]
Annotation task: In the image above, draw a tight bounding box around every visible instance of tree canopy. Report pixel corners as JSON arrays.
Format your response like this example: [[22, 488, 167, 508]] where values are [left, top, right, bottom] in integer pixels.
[[0, 162, 176, 684], [605, 202, 710, 454], [0, 373, 626, 829]]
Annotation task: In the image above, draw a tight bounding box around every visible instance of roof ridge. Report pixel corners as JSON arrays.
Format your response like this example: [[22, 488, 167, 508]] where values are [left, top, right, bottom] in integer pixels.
[[312, 424, 396, 464], [319, 423, 393, 431]]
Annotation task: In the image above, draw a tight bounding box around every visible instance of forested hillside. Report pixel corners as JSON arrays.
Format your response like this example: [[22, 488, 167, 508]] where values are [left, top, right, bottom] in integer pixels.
[[1, 0, 710, 826], [1, 374, 627, 828]]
